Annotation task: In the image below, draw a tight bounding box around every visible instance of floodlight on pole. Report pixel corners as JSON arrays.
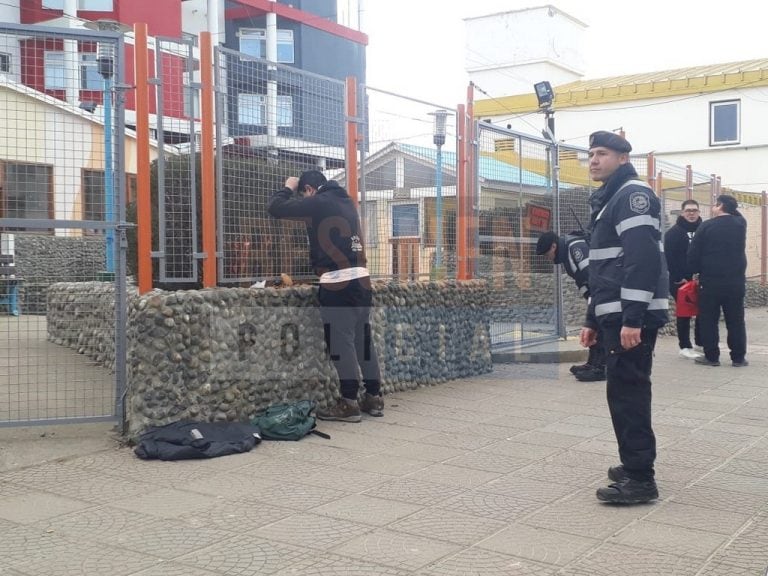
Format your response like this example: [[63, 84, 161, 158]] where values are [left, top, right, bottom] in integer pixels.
[[83, 19, 130, 278], [429, 109, 449, 278]]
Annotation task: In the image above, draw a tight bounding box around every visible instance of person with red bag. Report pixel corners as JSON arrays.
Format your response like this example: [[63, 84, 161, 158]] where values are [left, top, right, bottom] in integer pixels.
[[663, 200, 703, 359]]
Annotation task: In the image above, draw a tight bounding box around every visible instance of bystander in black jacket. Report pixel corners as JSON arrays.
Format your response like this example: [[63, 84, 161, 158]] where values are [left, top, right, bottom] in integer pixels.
[[687, 200, 748, 365], [664, 214, 701, 290]]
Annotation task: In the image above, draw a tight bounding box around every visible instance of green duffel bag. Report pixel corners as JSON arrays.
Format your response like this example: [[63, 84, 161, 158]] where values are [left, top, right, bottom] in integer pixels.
[[251, 400, 329, 441]]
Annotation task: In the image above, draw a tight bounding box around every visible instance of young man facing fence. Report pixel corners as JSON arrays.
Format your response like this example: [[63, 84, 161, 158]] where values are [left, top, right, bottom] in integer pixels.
[[268, 170, 384, 422]]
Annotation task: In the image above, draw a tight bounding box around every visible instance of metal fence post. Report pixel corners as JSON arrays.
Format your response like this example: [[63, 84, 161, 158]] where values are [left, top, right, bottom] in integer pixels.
[[762, 190, 767, 286], [466, 83, 476, 280], [199, 31, 217, 288], [345, 76, 359, 206], [456, 103, 468, 280], [134, 23, 153, 294]]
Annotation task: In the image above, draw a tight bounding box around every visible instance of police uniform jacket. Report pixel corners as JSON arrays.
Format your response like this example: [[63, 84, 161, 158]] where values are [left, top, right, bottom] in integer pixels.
[[585, 163, 669, 330], [555, 234, 590, 299]]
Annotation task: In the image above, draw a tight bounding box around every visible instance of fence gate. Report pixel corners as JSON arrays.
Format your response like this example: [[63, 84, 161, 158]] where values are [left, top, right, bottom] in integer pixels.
[[0, 24, 127, 426]]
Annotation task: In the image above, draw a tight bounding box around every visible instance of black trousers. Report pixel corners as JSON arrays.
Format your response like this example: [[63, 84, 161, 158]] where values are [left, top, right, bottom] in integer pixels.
[[602, 324, 658, 482], [671, 283, 701, 349], [587, 328, 606, 369], [318, 277, 382, 400], [697, 283, 747, 363]]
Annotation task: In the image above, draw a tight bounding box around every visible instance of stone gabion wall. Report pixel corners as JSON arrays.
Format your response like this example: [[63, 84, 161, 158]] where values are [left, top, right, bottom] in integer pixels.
[[124, 280, 491, 436], [14, 235, 105, 314], [47, 282, 138, 372]]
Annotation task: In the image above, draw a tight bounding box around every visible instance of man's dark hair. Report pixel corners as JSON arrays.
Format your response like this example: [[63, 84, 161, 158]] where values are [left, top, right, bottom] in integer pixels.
[[681, 199, 699, 210], [298, 170, 327, 192], [535, 231, 559, 256], [716, 194, 738, 215]]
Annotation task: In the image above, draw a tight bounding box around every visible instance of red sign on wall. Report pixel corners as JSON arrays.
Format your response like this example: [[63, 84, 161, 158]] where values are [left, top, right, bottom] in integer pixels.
[[527, 204, 551, 232]]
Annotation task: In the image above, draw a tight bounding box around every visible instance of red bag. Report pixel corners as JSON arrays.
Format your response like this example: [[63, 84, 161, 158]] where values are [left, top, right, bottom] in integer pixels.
[[676, 279, 699, 318]]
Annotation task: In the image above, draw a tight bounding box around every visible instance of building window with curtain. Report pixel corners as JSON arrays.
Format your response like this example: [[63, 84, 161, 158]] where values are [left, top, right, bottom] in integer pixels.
[[0, 162, 53, 223], [238, 28, 295, 63], [237, 93, 293, 127]]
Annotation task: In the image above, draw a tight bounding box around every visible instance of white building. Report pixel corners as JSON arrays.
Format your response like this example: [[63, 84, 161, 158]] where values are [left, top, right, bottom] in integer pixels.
[[467, 5, 768, 195]]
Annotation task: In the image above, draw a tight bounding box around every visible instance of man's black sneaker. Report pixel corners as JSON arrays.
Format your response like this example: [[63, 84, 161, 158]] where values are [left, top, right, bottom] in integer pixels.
[[569, 363, 594, 375], [608, 465, 628, 483], [694, 356, 720, 367], [596, 477, 658, 504], [575, 367, 606, 382], [732, 359, 749, 367]]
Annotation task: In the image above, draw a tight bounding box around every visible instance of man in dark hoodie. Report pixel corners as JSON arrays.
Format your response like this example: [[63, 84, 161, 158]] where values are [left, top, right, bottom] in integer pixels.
[[664, 199, 703, 359], [580, 130, 668, 504], [687, 194, 748, 367], [268, 170, 384, 422]]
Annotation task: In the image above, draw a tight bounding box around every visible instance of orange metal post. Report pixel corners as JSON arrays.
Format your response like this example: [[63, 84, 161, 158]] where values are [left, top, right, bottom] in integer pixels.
[[345, 77, 359, 206], [199, 32, 217, 288], [646, 153, 655, 192], [465, 83, 475, 280], [762, 191, 767, 286], [134, 23, 152, 294], [456, 104, 467, 280], [685, 164, 693, 201]]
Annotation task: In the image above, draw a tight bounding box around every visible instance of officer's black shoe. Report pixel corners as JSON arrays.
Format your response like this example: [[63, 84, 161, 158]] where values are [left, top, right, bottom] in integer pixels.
[[569, 362, 593, 375], [694, 356, 720, 367], [574, 367, 606, 382], [608, 465, 628, 483], [596, 477, 658, 504]]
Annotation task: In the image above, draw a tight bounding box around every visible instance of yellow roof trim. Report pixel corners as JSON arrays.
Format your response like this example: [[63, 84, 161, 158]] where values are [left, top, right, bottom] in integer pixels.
[[475, 59, 768, 116]]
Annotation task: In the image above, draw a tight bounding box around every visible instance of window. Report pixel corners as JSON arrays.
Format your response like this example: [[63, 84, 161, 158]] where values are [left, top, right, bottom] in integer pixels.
[[44, 51, 66, 90], [364, 201, 377, 246], [42, 0, 114, 10], [80, 53, 103, 90], [710, 100, 740, 146], [0, 162, 53, 220], [44, 51, 104, 91], [237, 93, 293, 127], [392, 204, 419, 237], [238, 28, 294, 63], [0, 52, 10, 74], [82, 170, 105, 226]]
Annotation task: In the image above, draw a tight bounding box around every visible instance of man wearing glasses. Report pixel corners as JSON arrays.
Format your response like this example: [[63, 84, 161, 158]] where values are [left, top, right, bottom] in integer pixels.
[[664, 199, 703, 359]]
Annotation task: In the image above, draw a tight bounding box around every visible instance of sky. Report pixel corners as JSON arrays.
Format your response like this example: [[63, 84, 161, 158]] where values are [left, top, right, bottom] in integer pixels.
[[363, 0, 768, 106]]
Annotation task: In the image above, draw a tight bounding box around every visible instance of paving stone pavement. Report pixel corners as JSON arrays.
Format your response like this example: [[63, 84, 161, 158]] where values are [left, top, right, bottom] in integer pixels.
[[1, 308, 768, 575]]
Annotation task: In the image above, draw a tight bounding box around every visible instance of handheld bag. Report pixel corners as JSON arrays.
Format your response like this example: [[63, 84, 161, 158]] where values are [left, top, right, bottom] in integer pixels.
[[252, 400, 329, 441], [676, 279, 699, 318]]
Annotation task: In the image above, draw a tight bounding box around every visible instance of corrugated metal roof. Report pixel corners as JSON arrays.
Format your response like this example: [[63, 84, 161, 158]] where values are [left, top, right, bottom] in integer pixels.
[[558, 59, 768, 92]]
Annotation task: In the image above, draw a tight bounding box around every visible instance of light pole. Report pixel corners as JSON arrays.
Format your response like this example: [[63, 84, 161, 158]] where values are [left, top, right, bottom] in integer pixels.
[[84, 20, 129, 278], [430, 108, 449, 279], [533, 81, 566, 338]]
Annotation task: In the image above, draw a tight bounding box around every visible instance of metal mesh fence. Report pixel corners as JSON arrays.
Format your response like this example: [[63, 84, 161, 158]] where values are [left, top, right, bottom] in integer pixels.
[[214, 46, 346, 284], [154, 37, 199, 283], [0, 24, 125, 424], [359, 87, 458, 280]]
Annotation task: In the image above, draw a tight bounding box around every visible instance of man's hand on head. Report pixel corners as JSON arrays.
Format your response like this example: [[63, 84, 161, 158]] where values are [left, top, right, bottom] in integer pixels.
[[285, 177, 299, 192]]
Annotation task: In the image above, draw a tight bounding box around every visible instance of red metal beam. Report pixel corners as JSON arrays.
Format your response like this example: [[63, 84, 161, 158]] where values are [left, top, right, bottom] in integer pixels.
[[227, 0, 368, 45]]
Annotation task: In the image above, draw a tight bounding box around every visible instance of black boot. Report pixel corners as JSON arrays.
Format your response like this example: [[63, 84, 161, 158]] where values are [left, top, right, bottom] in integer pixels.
[[596, 477, 658, 504], [608, 465, 627, 482], [569, 363, 594, 375], [574, 367, 606, 382]]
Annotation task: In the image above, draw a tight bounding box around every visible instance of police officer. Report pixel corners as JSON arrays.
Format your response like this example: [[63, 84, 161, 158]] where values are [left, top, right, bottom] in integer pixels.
[[268, 170, 384, 422], [580, 131, 669, 504], [535, 230, 606, 381]]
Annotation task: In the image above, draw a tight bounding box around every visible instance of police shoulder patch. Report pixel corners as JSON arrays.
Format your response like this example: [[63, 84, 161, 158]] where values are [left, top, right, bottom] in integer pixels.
[[572, 247, 584, 262], [629, 191, 650, 214]]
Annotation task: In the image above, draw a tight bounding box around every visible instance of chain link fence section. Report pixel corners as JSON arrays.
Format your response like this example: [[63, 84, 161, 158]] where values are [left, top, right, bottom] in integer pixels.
[[358, 87, 458, 280], [213, 46, 346, 284], [0, 23, 126, 424], [474, 123, 564, 346], [153, 36, 199, 284]]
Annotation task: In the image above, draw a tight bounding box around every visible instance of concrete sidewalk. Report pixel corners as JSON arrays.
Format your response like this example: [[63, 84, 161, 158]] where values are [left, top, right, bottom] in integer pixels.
[[1, 309, 767, 576]]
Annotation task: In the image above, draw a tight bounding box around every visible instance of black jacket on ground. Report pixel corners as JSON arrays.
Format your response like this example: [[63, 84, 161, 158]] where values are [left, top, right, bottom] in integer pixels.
[[268, 181, 366, 276], [585, 163, 669, 330], [664, 215, 701, 289], [687, 213, 747, 290], [134, 421, 262, 461]]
